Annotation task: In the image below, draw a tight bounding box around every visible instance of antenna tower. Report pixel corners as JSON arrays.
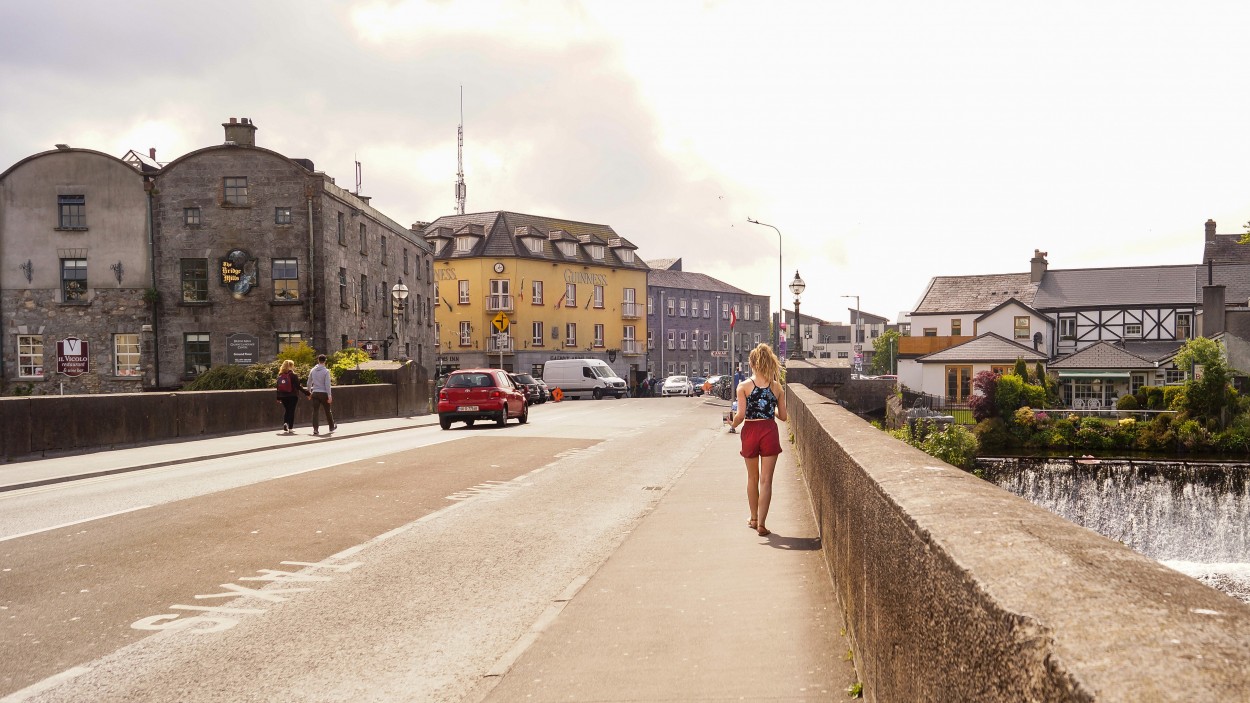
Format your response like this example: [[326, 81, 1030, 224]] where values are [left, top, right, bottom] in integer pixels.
[[454, 86, 466, 215]]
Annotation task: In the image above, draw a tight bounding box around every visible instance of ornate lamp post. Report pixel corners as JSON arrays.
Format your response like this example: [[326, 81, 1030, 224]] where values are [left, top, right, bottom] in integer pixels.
[[746, 218, 782, 352], [789, 270, 806, 360], [387, 279, 409, 360]]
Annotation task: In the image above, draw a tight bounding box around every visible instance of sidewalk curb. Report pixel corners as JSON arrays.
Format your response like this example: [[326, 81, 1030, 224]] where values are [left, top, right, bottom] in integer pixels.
[[0, 417, 440, 493]]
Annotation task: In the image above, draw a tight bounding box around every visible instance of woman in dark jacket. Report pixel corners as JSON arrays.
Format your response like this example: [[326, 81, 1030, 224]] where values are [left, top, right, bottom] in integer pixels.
[[275, 359, 310, 434]]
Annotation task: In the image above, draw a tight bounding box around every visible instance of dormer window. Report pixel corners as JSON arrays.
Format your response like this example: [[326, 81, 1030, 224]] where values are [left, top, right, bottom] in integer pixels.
[[588, 244, 605, 260], [455, 235, 474, 253], [619, 249, 634, 263], [558, 241, 577, 257], [526, 238, 544, 254]]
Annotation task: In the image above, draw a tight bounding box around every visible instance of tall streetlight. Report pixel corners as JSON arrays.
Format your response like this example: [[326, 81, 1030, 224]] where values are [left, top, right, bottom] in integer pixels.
[[387, 278, 410, 360], [841, 294, 859, 375], [789, 271, 806, 360], [746, 218, 782, 352]]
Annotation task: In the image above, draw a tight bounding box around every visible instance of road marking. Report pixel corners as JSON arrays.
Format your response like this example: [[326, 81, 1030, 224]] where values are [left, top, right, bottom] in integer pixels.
[[0, 666, 92, 702], [0, 506, 152, 543]]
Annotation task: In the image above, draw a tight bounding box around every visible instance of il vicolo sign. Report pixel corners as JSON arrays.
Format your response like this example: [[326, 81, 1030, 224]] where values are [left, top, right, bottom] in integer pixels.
[[57, 336, 91, 377]]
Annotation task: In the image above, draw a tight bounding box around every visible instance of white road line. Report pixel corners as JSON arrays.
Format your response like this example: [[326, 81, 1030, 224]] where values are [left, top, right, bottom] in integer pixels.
[[0, 506, 152, 543], [0, 666, 92, 702]]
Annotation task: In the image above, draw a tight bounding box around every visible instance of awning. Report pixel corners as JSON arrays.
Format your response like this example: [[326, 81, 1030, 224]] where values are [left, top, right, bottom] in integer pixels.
[[1056, 371, 1132, 379]]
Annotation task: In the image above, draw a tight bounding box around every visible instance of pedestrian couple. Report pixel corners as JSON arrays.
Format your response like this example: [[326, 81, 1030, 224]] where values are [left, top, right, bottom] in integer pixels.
[[727, 343, 789, 537], [275, 355, 336, 436]]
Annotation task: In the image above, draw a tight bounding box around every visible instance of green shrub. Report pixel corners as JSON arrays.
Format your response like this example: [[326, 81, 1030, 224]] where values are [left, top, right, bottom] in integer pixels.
[[1116, 395, 1139, 410], [920, 423, 979, 470], [328, 347, 373, 383], [183, 364, 273, 391], [1143, 386, 1165, 410], [973, 417, 1011, 450], [1175, 419, 1208, 450], [1163, 385, 1186, 410], [276, 341, 318, 367], [1049, 418, 1078, 447]]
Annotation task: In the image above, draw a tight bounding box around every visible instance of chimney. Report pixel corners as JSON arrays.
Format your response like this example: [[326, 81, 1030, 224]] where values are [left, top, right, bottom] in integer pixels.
[[222, 117, 258, 147], [1030, 249, 1048, 283], [148, 147, 156, 160], [1205, 219, 1217, 242]]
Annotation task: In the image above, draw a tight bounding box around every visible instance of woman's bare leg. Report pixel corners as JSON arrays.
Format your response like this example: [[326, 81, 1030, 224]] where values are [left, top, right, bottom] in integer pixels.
[[756, 454, 778, 535], [745, 456, 760, 526]]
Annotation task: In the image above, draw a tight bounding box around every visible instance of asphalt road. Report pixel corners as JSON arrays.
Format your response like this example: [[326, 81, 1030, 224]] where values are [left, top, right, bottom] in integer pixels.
[[0, 396, 724, 702]]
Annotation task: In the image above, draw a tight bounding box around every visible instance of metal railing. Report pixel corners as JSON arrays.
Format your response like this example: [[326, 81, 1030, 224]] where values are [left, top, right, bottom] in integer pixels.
[[486, 335, 514, 352], [485, 295, 514, 312], [621, 302, 641, 319], [621, 340, 642, 355]]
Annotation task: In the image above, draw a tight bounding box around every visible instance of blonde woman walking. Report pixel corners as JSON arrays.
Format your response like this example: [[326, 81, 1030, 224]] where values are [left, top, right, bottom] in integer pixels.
[[728, 343, 789, 536]]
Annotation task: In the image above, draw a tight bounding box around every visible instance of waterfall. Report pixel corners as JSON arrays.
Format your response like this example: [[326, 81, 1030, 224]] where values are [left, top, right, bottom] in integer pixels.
[[980, 457, 1250, 602]]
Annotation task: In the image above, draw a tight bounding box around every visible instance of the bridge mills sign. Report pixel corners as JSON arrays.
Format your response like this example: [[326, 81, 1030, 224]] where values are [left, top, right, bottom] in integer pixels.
[[220, 249, 258, 298]]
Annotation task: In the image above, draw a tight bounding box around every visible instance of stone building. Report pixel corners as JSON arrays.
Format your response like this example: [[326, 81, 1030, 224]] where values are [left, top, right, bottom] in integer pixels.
[[422, 211, 649, 386], [0, 146, 153, 394], [646, 258, 771, 379]]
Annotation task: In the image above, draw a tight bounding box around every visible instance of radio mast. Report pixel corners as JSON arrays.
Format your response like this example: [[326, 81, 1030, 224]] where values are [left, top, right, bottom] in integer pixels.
[[454, 86, 466, 215]]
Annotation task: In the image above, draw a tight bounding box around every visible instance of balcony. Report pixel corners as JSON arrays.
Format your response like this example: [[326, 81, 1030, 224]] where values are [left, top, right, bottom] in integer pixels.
[[485, 294, 514, 312], [621, 302, 641, 319], [486, 334, 514, 353], [898, 335, 969, 357], [621, 340, 643, 355]]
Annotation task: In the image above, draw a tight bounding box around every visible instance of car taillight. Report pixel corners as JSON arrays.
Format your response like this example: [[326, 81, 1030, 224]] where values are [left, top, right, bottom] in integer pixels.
[[439, 391, 447, 401], [490, 390, 502, 399]]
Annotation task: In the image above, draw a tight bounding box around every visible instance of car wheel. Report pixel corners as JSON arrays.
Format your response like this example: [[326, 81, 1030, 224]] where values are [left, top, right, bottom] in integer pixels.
[[592, 388, 602, 400], [465, 419, 475, 427], [497, 408, 507, 427], [518, 403, 528, 424], [439, 416, 451, 430]]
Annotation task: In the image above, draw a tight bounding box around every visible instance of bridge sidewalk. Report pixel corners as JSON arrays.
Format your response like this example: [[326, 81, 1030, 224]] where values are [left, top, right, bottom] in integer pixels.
[[477, 420, 859, 702], [0, 416, 438, 492]]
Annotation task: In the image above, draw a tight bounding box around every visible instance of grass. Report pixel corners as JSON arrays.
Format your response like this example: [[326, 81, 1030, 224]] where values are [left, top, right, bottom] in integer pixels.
[[847, 682, 863, 698]]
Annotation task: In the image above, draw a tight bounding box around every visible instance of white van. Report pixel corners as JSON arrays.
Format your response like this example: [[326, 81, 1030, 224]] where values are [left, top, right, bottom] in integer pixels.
[[542, 358, 629, 400]]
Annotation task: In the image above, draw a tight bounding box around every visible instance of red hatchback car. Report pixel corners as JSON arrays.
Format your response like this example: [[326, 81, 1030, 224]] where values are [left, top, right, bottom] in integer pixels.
[[437, 368, 528, 430]]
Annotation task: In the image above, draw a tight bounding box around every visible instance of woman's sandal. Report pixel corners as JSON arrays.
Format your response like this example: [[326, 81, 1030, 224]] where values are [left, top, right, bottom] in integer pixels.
[[747, 519, 757, 529], [756, 525, 770, 536]]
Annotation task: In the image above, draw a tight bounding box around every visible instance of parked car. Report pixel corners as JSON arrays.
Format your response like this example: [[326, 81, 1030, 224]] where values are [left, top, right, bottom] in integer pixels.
[[534, 377, 551, 402], [689, 376, 707, 396], [510, 372, 545, 405], [438, 368, 528, 429], [662, 375, 694, 397]]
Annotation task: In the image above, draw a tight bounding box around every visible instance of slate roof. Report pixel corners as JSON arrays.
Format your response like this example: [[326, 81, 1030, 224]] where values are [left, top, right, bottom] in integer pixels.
[[421, 211, 648, 271], [915, 333, 1048, 363], [974, 297, 1048, 322], [1032, 265, 1198, 309], [1203, 263, 1250, 305], [912, 273, 1037, 314], [1117, 340, 1185, 363], [1203, 233, 1250, 265], [647, 269, 755, 296], [1049, 341, 1155, 369], [646, 258, 681, 271]]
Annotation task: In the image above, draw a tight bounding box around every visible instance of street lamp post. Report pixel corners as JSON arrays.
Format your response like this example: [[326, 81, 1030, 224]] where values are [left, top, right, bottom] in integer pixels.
[[387, 279, 409, 360], [789, 271, 806, 360], [746, 218, 782, 352], [841, 294, 860, 374]]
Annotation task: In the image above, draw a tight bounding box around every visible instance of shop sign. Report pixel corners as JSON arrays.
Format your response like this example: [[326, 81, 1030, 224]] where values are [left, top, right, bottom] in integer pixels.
[[57, 337, 90, 377], [226, 333, 260, 366], [220, 249, 258, 298]]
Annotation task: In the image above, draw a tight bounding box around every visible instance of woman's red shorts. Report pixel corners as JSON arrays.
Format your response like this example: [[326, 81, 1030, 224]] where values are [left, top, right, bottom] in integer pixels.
[[739, 419, 782, 458]]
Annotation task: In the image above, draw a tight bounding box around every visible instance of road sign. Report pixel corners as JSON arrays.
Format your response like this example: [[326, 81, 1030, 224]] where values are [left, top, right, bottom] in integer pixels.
[[492, 312, 509, 333], [710, 351, 727, 358]]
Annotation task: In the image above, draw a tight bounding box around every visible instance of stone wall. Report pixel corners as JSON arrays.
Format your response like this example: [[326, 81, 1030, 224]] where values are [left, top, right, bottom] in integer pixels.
[[787, 384, 1250, 701]]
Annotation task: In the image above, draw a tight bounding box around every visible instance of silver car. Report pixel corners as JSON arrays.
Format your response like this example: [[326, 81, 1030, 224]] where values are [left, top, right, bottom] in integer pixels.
[[661, 375, 694, 397]]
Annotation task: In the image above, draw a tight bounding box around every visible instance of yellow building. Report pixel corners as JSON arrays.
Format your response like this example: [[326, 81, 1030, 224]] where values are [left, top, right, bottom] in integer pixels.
[[421, 212, 649, 386]]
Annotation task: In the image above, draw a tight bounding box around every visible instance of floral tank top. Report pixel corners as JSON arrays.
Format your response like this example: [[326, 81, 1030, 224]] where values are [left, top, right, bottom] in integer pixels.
[[745, 380, 778, 420]]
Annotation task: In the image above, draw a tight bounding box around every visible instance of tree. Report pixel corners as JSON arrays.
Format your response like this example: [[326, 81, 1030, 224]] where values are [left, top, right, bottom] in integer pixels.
[[869, 329, 900, 375], [1013, 357, 1028, 379], [1172, 337, 1235, 424]]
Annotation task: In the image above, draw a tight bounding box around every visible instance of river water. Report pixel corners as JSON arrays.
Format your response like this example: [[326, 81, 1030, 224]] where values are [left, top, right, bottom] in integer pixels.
[[978, 457, 1250, 603]]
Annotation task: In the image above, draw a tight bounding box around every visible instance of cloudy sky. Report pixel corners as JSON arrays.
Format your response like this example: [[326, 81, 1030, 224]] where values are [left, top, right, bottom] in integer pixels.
[[5, 1, 1250, 324]]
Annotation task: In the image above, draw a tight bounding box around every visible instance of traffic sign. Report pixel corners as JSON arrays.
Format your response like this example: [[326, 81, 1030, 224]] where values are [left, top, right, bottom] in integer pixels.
[[492, 312, 509, 333]]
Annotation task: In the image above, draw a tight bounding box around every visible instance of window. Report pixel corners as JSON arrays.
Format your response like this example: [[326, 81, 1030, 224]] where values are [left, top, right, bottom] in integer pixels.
[[179, 259, 208, 303], [360, 274, 369, 312], [588, 244, 605, 260], [184, 333, 211, 376], [733, 304, 740, 320], [488, 279, 510, 310], [58, 195, 86, 228], [526, 238, 544, 254], [565, 323, 577, 347], [359, 223, 368, 255], [667, 362, 676, 375], [271, 259, 299, 300], [1059, 317, 1076, 340], [338, 268, 347, 306], [61, 258, 87, 302], [460, 321, 472, 346], [1014, 316, 1031, 339], [838, 351, 849, 359], [623, 288, 637, 316], [17, 335, 43, 377], [594, 324, 605, 347], [620, 249, 634, 263], [275, 207, 292, 225], [722, 302, 729, 320], [380, 236, 389, 265], [593, 285, 604, 309], [923, 328, 937, 337], [624, 325, 636, 344], [951, 319, 962, 336], [565, 283, 576, 307], [558, 241, 577, 257], [648, 296, 654, 315], [704, 300, 711, 318], [667, 298, 675, 316], [184, 207, 201, 226], [532, 321, 545, 347], [1125, 323, 1142, 338], [648, 330, 655, 350], [113, 333, 140, 376], [223, 177, 248, 205], [532, 280, 544, 305], [990, 365, 1014, 376], [1165, 368, 1186, 384], [1175, 313, 1192, 340], [703, 332, 710, 350], [337, 212, 346, 245], [753, 304, 760, 321], [754, 333, 761, 345], [945, 365, 973, 402], [403, 248, 410, 274], [680, 362, 688, 375], [679, 331, 687, 350], [276, 332, 303, 353], [1131, 372, 1148, 394], [680, 299, 687, 317], [458, 280, 470, 305], [667, 331, 675, 350]]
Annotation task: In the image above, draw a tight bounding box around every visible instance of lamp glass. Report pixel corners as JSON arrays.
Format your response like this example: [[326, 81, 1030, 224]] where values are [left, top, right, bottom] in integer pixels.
[[789, 270, 806, 296], [392, 281, 410, 301]]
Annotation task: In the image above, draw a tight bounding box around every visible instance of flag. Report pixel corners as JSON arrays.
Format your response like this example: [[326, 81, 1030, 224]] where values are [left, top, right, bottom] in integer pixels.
[[729, 307, 737, 329]]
